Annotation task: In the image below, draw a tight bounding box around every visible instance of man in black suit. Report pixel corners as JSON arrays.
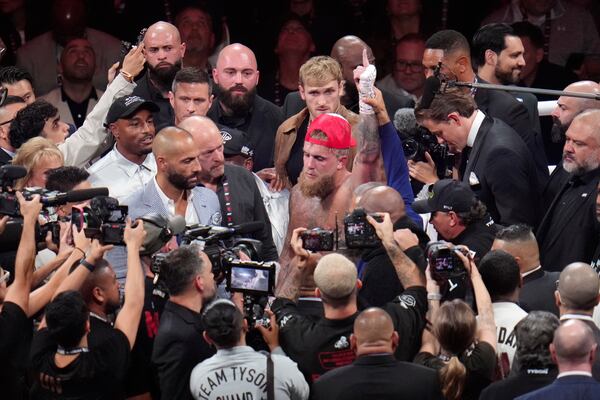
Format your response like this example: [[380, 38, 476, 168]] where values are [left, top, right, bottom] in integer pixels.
[[536, 110, 600, 271], [312, 307, 443, 400], [516, 320, 600, 400], [480, 311, 559, 400], [281, 36, 414, 119], [555, 262, 600, 382], [415, 88, 540, 226], [492, 224, 559, 315], [421, 30, 548, 185], [0, 95, 26, 165]]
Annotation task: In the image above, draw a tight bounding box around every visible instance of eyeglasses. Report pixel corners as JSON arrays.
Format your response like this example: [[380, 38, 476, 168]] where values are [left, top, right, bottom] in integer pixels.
[[0, 118, 13, 126], [395, 60, 424, 73]]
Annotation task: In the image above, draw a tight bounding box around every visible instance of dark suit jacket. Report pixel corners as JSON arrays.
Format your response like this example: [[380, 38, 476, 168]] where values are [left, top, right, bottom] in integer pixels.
[[0, 148, 12, 166], [519, 268, 560, 316], [462, 116, 541, 226], [515, 375, 600, 400], [475, 78, 548, 186], [311, 354, 443, 400], [480, 367, 557, 400], [281, 86, 413, 120]]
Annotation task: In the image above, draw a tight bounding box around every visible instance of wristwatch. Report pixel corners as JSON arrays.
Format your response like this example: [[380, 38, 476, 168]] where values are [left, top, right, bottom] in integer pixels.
[[79, 259, 95, 272]]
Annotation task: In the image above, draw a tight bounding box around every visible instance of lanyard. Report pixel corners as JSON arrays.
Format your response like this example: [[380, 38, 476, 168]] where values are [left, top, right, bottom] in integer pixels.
[[57, 346, 89, 355], [222, 176, 234, 227]]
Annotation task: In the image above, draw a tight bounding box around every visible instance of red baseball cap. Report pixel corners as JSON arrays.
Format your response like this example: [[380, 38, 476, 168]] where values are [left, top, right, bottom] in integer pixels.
[[305, 113, 356, 149]]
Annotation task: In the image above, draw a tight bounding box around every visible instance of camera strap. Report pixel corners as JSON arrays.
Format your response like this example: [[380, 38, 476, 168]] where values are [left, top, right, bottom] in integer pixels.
[[56, 346, 89, 355], [222, 176, 234, 227], [267, 354, 274, 400]]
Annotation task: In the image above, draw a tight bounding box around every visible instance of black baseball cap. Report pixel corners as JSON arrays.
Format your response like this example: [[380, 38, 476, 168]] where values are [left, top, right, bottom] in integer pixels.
[[105, 95, 159, 125], [221, 127, 254, 158], [412, 179, 476, 214]]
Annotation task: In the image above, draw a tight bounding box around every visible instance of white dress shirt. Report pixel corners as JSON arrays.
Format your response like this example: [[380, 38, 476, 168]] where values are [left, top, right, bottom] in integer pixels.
[[466, 109, 486, 148], [88, 146, 156, 202], [152, 177, 199, 225]]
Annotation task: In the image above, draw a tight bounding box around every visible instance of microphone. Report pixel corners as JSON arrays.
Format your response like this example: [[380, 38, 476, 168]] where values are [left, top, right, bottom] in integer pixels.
[[0, 165, 27, 181], [231, 221, 264, 235], [393, 108, 417, 138], [42, 187, 110, 207], [419, 76, 441, 109], [168, 215, 186, 235]]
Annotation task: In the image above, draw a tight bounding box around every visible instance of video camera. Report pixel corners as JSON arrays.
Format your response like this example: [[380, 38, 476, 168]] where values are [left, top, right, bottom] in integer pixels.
[[402, 126, 453, 179], [300, 208, 383, 252], [426, 241, 473, 301], [71, 196, 128, 245]]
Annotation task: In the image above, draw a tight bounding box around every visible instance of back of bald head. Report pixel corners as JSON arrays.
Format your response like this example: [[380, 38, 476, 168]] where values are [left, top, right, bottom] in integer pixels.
[[330, 35, 374, 61], [153, 126, 193, 158], [353, 307, 394, 345], [553, 319, 596, 363], [571, 109, 600, 141], [216, 43, 257, 68], [178, 115, 220, 142], [563, 81, 600, 112], [144, 21, 182, 44], [558, 262, 600, 311], [358, 186, 405, 222]]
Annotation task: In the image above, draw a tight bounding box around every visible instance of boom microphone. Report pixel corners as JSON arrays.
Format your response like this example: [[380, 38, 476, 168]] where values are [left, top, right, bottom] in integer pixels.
[[393, 108, 417, 138], [168, 215, 186, 235], [41, 187, 110, 207], [419, 76, 441, 109], [231, 221, 264, 235], [0, 165, 27, 181]]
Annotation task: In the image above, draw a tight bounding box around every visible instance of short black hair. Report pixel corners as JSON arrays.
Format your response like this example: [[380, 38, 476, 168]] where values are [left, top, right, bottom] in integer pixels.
[[479, 250, 521, 299], [1, 95, 26, 108], [425, 30, 471, 55], [472, 23, 515, 68], [495, 224, 534, 242], [162, 245, 204, 296], [172, 67, 212, 94], [46, 166, 90, 192], [0, 66, 34, 86], [9, 99, 58, 149], [45, 290, 89, 348], [202, 300, 243, 348], [511, 21, 544, 50]]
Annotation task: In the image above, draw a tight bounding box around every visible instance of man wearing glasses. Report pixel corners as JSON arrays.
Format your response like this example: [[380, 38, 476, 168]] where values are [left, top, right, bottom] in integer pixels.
[[0, 95, 26, 165], [377, 34, 426, 102]]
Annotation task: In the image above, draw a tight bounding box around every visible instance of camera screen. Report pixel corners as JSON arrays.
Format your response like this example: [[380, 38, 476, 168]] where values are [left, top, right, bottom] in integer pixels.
[[346, 222, 367, 236], [433, 255, 454, 271], [230, 266, 270, 293], [108, 206, 127, 222]]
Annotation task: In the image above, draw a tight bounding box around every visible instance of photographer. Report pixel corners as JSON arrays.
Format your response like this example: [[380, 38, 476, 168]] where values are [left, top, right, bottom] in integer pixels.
[[273, 212, 427, 384], [29, 219, 146, 398], [189, 299, 309, 400], [414, 246, 497, 400], [152, 245, 217, 400], [0, 192, 41, 398]]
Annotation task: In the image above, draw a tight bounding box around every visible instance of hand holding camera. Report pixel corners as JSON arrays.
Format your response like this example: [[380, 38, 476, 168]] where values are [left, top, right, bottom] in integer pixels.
[[393, 228, 419, 251], [124, 218, 146, 250], [366, 212, 393, 243], [16, 192, 42, 222], [88, 239, 114, 264], [291, 227, 311, 268]]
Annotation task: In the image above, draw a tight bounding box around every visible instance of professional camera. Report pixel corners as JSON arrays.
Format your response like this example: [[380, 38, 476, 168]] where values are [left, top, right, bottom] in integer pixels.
[[71, 196, 128, 245], [344, 208, 382, 249], [402, 126, 453, 179], [226, 259, 275, 328], [301, 228, 335, 252], [426, 241, 470, 300]]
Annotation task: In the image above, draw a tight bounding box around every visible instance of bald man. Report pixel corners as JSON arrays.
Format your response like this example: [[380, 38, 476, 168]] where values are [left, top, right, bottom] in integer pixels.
[[207, 43, 284, 172], [554, 262, 600, 382], [281, 35, 413, 119], [273, 214, 427, 384], [492, 224, 559, 315], [132, 21, 186, 131], [124, 126, 221, 225], [357, 185, 430, 307], [179, 116, 278, 261], [516, 320, 600, 400], [537, 110, 600, 271], [312, 308, 443, 400]]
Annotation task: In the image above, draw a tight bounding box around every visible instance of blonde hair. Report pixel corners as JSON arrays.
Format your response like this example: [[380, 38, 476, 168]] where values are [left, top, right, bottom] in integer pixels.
[[299, 56, 343, 87], [12, 137, 63, 189]]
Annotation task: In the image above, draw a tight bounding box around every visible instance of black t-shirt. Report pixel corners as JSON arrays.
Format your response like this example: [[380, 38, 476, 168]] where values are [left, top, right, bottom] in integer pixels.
[[272, 286, 428, 384], [30, 328, 131, 400], [414, 341, 497, 400], [0, 301, 30, 399], [286, 116, 309, 185]]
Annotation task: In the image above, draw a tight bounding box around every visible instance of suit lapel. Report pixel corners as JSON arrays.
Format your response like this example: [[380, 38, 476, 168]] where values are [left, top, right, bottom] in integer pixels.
[[462, 117, 493, 182]]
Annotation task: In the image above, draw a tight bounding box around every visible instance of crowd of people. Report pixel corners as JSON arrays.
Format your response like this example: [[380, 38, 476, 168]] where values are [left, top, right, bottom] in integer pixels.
[[0, 0, 600, 399]]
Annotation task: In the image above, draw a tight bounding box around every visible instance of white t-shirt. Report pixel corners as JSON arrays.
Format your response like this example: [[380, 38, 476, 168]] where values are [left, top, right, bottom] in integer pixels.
[[493, 301, 528, 371]]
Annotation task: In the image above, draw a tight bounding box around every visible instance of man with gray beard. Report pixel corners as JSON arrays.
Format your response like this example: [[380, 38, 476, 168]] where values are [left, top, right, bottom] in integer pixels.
[[537, 109, 600, 271]]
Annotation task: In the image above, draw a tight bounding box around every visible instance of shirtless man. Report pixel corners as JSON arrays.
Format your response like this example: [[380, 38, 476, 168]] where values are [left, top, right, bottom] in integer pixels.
[[278, 51, 390, 295]]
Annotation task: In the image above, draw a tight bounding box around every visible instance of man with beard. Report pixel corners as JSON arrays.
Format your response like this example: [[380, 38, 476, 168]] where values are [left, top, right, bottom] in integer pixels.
[[472, 23, 542, 152], [544, 81, 600, 208], [41, 38, 102, 129], [133, 21, 185, 131], [536, 109, 600, 271], [88, 95, 159, 202], [179, 116, 278, 261], [208, 43, 284, 172], [152, 245, 217, 400], [175, 6, 215, 72], [124, 126, 221, 225]]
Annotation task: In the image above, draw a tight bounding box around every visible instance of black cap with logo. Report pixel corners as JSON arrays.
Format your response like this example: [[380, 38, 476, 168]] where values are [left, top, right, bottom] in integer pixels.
[[412, 179, 476, 214], [221, 127, 254, 158], [105, 95, 159, 125]]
